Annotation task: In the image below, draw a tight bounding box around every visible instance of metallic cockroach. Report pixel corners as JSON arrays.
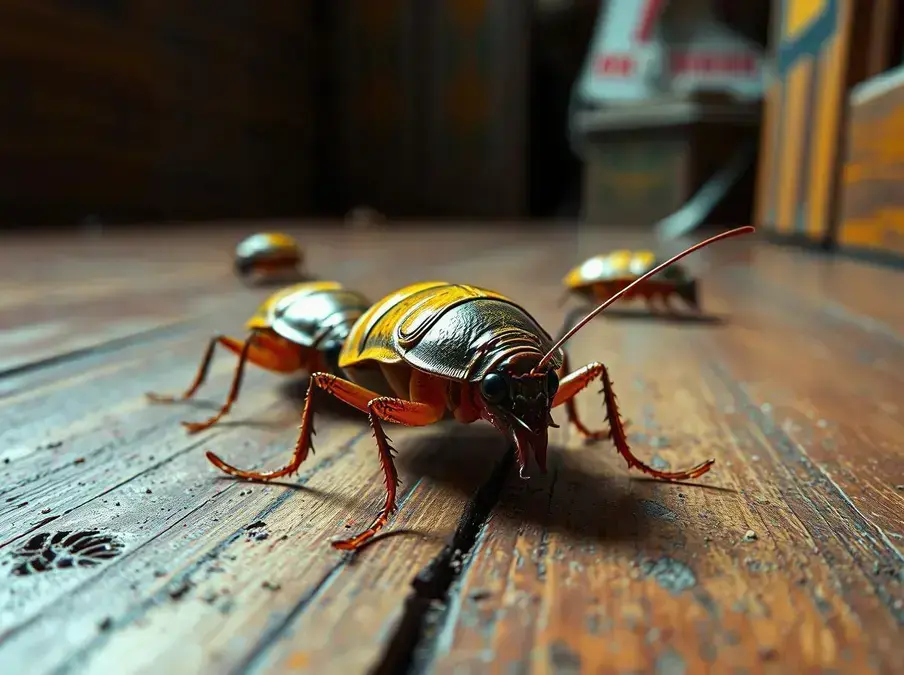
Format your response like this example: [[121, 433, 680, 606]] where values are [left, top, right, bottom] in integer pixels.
[[234, 232, 303, 284], [147, 281, 371, 434], [207, 227, 754, 551], [562, 249, 701, 312]]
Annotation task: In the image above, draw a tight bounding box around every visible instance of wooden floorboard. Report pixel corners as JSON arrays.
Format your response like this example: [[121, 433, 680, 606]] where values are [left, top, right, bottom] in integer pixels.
[[0, 223, 900, 675]]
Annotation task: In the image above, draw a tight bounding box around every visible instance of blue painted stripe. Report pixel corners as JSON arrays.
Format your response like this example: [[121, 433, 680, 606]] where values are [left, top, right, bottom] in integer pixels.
[[777, 0, 839, 75]]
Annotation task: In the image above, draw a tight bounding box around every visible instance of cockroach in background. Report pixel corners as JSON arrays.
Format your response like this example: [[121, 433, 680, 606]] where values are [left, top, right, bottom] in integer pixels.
[[234, 232, 304, 285]]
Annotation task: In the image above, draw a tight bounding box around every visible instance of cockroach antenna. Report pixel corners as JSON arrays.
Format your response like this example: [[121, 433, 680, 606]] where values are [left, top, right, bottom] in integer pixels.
[[534, 226, 755, 372]]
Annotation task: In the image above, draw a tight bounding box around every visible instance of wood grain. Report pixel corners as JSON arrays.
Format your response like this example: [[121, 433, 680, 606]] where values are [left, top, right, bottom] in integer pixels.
[[0, 223, 900, 675]]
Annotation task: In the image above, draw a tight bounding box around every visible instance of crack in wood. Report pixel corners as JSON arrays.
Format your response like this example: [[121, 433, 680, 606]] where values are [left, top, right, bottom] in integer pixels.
[[370, 449, 516, 675], [222, 476, 428, 675]]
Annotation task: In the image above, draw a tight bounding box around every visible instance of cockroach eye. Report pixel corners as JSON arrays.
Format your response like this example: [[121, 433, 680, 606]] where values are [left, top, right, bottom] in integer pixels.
[[480, 373, 508, 403], [546, 370, 559, 399]]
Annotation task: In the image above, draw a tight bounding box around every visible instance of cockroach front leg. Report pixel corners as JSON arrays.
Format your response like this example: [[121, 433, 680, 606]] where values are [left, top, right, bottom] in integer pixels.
[[207, 371, 445, 551], [552, 359, 714, 481], [555, 352, 620, 439]]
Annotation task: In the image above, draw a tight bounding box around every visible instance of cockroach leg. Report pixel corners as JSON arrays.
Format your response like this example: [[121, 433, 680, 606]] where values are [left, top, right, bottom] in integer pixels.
[[207, 372, 445, 551], [331, 406, 398, 551], [181, 334, 256, 434], [146, 334, 248, 403], [206, 371, 331, 481], [553, 359, 714, 481], [555, 353, 613, 439], [332, 393, 444, 551]]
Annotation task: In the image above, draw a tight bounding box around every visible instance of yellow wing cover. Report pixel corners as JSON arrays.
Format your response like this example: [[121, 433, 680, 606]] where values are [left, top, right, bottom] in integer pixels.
[[563, 250, 657, 287], [258, 232, 299, 251], [339, 281, 513, 369], [246, 280, 345, 330]]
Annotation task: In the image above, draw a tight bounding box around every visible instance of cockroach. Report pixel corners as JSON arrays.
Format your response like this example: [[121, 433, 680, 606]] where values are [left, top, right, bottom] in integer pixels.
[[562, 249, 701, 312], [207, 227, 754, 551], [147, 281, 371, 434], [234, 232, 303, 284]]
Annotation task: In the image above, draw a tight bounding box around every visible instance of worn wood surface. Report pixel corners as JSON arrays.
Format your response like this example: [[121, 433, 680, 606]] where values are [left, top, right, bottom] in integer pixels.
[[0, 223, 901, 675]]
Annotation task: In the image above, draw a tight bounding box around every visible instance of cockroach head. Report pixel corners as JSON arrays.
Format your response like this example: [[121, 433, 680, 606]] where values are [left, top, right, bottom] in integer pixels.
[[476, 353, 558, 477]]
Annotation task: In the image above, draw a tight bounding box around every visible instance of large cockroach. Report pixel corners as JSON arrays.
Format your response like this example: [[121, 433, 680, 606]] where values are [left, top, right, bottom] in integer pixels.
[[207, 227, 754, 551]]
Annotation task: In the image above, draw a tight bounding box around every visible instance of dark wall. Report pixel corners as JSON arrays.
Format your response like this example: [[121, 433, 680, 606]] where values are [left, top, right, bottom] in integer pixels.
[[322, 0, 531, 219], [529, 0, 600, 218], [2, 1, 574, 226], [0, 2, 314, 226]]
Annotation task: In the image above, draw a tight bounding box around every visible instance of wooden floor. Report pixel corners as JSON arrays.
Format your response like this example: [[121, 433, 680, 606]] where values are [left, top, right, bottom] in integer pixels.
[[0, 223, 901, 675]]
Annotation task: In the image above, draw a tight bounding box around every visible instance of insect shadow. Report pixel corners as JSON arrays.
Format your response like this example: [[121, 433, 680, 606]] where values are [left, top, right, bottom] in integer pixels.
[[165, 378, 365, 430], [563, 305, 727, 328], [396, 423, 671, 546]]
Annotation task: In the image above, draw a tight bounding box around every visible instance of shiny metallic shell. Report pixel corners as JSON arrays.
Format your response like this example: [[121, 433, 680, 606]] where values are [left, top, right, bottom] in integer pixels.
[[563, 249, 689, 288], [339, 281, 563, 382], [245, 281, 371, 347], [235, 232, 302, 265]]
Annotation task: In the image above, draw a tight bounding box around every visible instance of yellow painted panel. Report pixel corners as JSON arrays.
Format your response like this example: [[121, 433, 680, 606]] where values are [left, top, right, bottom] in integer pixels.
[[755, 83, 779, 227], [777, 58, 814, 234], [784, 0, 828, 40], [809, 0, 853, 240], [839, 210, 904, 250], [806, 41, 841, 238]]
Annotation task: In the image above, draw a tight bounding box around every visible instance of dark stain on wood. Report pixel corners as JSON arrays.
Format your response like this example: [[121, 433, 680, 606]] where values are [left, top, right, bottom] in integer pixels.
[[640, 556, 698, 594], [639, 499, 679, 522], [8, 530, 124, 576]]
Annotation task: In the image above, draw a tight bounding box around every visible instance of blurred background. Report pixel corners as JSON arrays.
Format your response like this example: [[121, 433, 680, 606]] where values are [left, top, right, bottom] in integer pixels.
[[1, 0, 902, 257]]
